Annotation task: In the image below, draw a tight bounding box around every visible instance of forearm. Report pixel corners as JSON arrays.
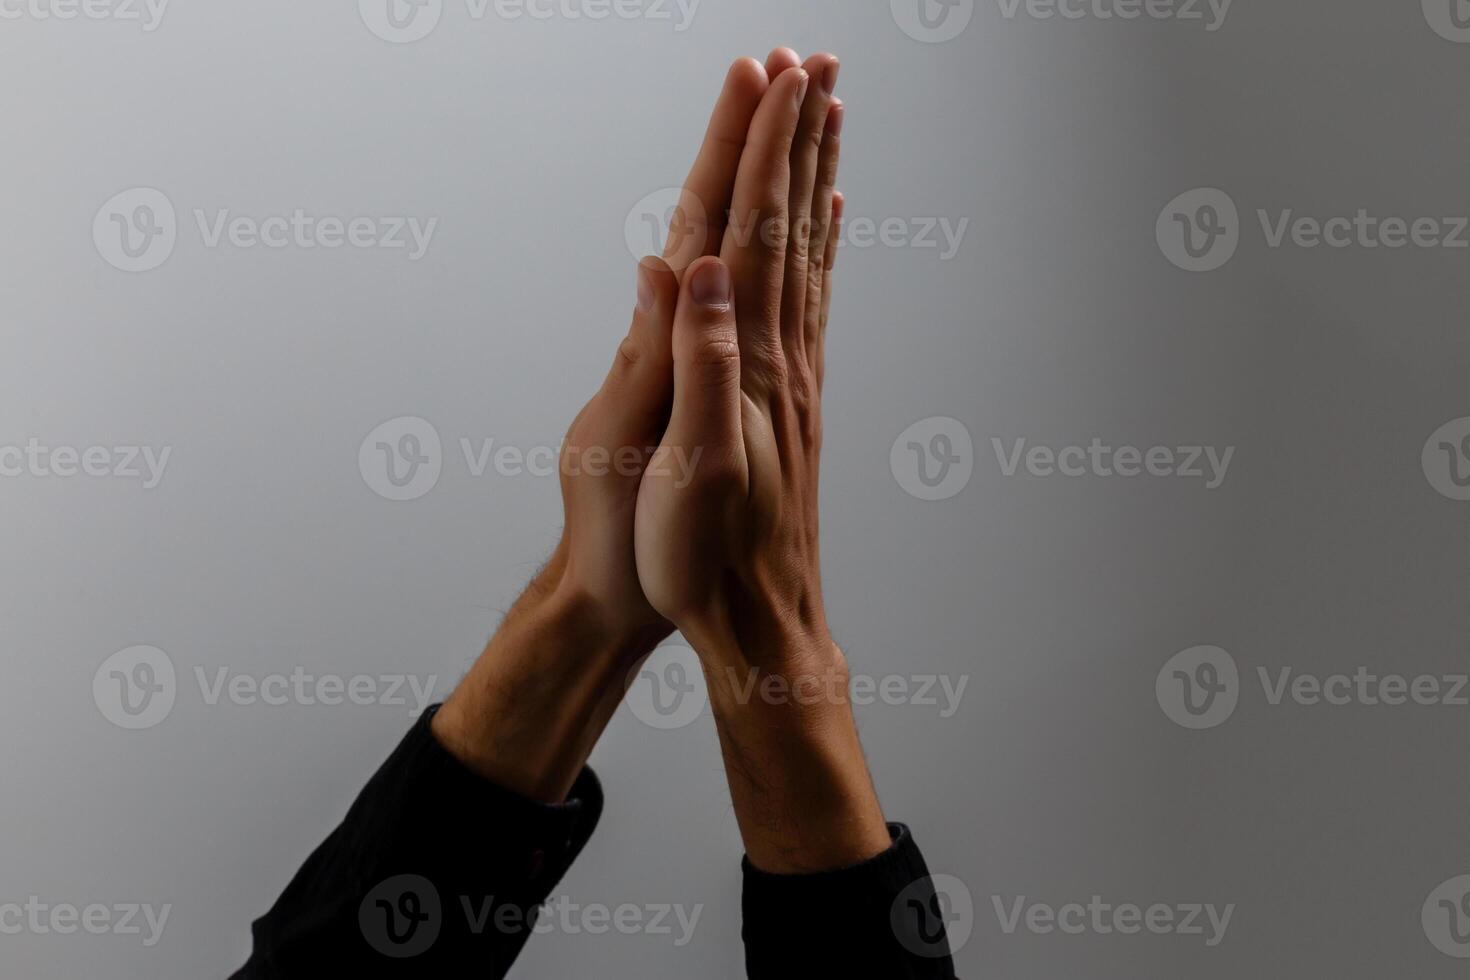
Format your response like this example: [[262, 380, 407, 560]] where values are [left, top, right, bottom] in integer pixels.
[[688, 618, 958, 979], [237, 553, 661, 977], [433, 547, 667, 804], [688, 615, 891, 875]]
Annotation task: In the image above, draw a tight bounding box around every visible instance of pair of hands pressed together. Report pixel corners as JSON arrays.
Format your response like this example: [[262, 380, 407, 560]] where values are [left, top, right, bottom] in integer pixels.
[[432, 48, 890, 875]]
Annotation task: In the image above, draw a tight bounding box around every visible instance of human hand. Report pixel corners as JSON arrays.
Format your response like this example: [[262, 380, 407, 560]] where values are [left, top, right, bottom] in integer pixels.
[[431, 55, 783, 801], [634, 53, 848, 673], [632, 53, 888, 872], [548, 55, 787, 643]]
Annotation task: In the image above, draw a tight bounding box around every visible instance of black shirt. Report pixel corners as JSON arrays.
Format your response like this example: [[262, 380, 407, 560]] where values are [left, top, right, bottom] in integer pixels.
[[231, 706, 958, 978]]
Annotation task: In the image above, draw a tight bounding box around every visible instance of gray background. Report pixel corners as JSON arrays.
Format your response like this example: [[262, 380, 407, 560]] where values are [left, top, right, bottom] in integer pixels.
[[3, 0, 1470, 976]]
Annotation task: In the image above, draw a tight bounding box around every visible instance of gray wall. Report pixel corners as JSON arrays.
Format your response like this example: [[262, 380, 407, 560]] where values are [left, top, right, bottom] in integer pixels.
[[3, 0, 1470, 976]]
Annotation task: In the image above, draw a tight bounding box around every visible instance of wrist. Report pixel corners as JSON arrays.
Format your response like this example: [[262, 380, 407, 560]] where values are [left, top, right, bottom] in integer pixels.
[[696, 629, 851, 719], [682, 622, 891, 874], [432, 563, 663, 804], [537, 549, 672, 668]]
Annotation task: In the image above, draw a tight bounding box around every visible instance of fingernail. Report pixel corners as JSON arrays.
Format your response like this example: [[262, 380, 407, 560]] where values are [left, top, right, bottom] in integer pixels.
[[636, 263, 655, 312], [826, 102, 845, 138], [794, 69, 810, 106], [691, 261, 731, 308], [821, 60, 840, 96]]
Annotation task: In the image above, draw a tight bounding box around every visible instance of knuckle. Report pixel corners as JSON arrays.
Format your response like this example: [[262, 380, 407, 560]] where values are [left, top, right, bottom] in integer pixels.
[[709, 131, 747, 154], [799, 124, 825, 154], [616, 335, 646, 369], [688, 336, 742, 370], [759, 209, 790, 251], [788, 368, 817, 411], [787, 235, 812, 266]]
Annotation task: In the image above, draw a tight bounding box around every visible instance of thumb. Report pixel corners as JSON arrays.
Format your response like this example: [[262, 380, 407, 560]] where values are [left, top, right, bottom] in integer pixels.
[[666, 257, 743, 454]]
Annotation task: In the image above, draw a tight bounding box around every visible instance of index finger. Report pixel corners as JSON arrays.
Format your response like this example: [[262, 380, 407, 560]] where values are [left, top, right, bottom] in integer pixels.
[[663, 58, 770, 273]]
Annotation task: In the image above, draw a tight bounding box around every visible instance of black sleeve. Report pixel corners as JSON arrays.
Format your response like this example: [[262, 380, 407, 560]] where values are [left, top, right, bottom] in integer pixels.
[[741, 823, 960, 979], [230, 704, 602, 979]]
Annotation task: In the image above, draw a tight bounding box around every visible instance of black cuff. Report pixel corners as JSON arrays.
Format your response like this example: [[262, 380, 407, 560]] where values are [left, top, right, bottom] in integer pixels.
[[741, 824, 959, 979], [240, 705, 603, 978]]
